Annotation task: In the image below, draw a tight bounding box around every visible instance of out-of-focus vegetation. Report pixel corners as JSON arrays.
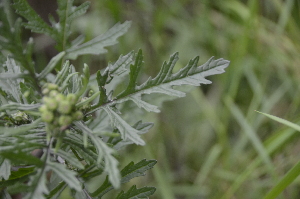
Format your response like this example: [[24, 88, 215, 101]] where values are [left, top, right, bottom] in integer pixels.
[[28, 0, 300, 198]]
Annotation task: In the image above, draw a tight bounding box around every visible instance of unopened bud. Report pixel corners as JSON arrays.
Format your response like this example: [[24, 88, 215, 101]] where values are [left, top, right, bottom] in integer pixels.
[[41, 111, 54, 123], [58, 115, 72, 126], [66, 94, 77, 105], [55, 93, 65, 102], [43, 97, 58, 110], [58, 100, 72, 114], [47, 83, 58, 91], [49, 90, 59, 98], [42, 88, 50, 95], [72, 110, 83, 120]]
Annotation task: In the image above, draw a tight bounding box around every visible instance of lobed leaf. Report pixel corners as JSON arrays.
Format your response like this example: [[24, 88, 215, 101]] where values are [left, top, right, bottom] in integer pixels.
[[24, 167, 49, 199], [55, 0, 90, 50], [47, 161, 82, 192], [0, 58, 24, 103], [0, 4, 35, 73], [74, 121, 121, 188], [54, 149, 84, 170], [0, 159, 11, 180], [66, 21, 131, 59], [102, 106, 145, 145], [0, 119, 41, 137], [0, 103, 41, 111], [38, 52, 66, 80], [12, 0, 55, 38], [0, 151, 43, 167], [116, 185, 156, 199], [7, 167, 35, 181], [91, 159, 156, 198], [114, 50, 229, 112]]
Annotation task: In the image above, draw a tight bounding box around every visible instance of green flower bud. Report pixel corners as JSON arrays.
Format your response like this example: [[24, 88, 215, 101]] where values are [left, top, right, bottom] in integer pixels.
[[58, 100, 72, 114], [42, 88, 50, 95], [88, 89, 94, 97], [72, 110, 83, 120], [41, 111, 54, 123], [47, 83, 58, 91], [23, 91, 30, 98], [66, 94, 77, 105], [39, 104, 48, 112], [55, 93, 65, 102], [58, 115, 73, 126], [43, 97, 58, 110], [49, 90, 59, 98]]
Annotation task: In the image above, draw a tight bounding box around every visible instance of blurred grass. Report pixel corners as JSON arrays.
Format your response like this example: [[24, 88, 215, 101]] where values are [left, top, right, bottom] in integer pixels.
[[34, 0, 300, 198]]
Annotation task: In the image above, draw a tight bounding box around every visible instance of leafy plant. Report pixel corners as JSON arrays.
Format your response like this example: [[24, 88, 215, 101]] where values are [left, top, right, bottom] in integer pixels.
[[0, 0, 229, 198]]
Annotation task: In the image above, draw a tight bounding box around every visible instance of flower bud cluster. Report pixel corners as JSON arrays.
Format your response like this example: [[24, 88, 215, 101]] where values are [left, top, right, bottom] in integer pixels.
[[39, 83, 83, 134]]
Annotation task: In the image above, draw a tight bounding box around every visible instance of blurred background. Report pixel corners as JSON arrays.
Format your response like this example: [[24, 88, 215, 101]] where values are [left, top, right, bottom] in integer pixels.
[[26, 0, 300, 198]]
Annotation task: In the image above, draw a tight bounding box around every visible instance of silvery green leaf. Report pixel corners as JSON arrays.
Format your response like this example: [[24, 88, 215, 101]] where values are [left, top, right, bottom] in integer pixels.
[[54, 60, 71, 85], [47, 161, 82, 192], [0, 119, 41, 137], [105, 52, 135, 92], [0, 159, 11, 180], [38, 52, 66, 80], [91, 159, 156, 198], [54, 150, 84, 170], [13, 0, 55, 38], [24, 168, 49, 199], [0, 58, 24, 103], [56, 0, 90, 48], [0, 103, 41, 111], [75, 91, 100, 109], [74, 121, 121, 188], [114, 121, 154, 149], [102, 106, 145, 145], [66, 21, 131, 59], [114, 50, 229, 112], [108, 51, 134, 76]]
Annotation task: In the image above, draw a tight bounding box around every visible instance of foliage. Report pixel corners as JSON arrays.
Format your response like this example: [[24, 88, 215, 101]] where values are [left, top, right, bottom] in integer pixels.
[[89, 0, 300, 199], [0, 0, 229, 198]]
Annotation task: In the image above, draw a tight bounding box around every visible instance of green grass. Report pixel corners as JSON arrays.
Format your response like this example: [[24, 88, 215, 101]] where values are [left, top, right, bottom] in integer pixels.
[[31, 0, 300, 198]]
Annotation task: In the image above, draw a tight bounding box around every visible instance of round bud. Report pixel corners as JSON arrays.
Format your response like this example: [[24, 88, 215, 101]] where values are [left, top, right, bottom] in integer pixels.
[[72, 110, 83, 120], [41, 111, 54, 123], [42, 88, 50, 95], [23, 91, 30, 98], [47, 83, 58, 91], [39, 104, 48, 112], [58, 100, 72, 114], [55, 93, 65, 102], [43, 97, 58, 111], [88, 89, 94, 97], [58, 115, 73, 126], [66, 94, 77, 105], [49, 90, 59, 98]]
